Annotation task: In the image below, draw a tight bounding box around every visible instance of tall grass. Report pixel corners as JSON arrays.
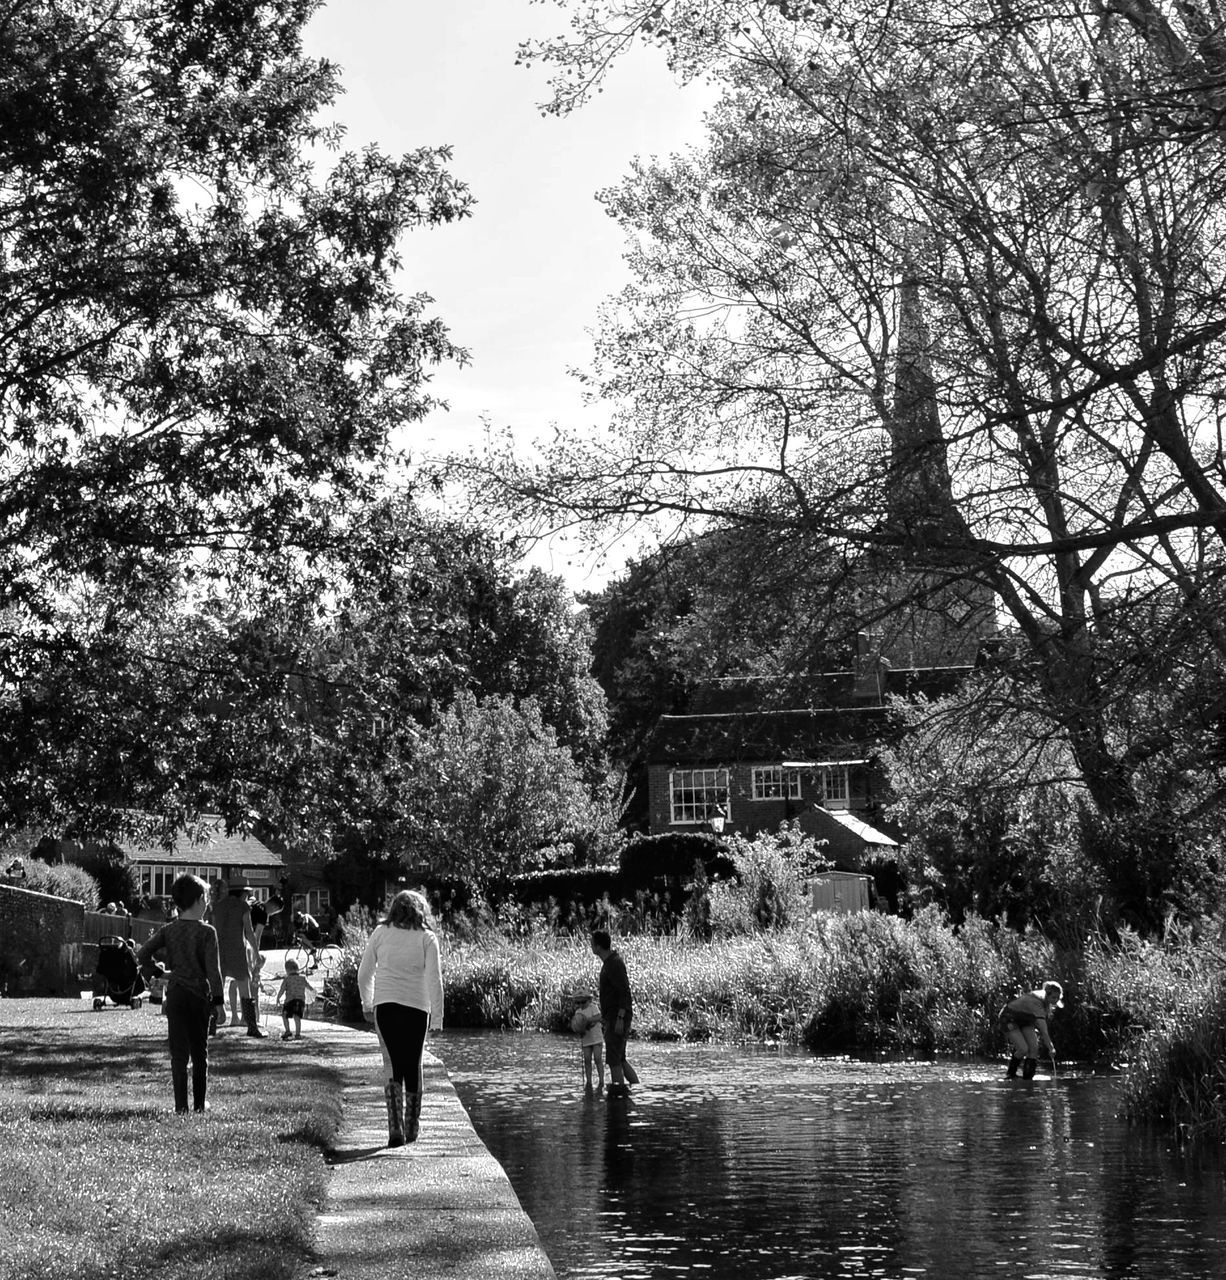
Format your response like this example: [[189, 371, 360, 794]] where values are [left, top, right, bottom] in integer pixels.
[[1118, 970, 1226, 1140], [329, 854, 1226, 1135], [433, 907, 1221, 1066]]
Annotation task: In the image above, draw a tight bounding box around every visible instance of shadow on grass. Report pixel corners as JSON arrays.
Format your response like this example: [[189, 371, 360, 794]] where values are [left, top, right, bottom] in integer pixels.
[[325, 1144, 391, 1164], [1, 1030, 166, 1080], [28, 1104, 155, 1123]]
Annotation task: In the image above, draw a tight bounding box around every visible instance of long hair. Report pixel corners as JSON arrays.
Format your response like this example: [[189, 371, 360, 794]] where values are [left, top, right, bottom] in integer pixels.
[[383, 888, 432, 931]]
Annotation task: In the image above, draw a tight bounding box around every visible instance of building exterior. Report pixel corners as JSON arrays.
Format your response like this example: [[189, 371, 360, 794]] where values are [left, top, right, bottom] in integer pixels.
[[642, 274, 999, 887], [644, 662, 971, 874], [115, 817, 285, 904]]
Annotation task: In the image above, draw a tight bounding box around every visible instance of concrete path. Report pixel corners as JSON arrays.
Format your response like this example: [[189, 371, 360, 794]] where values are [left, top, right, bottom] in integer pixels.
[[303, 1021, 557, 1280]]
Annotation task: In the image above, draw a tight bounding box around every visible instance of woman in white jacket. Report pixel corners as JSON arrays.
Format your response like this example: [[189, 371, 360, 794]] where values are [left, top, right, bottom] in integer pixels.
[[357, 889, 444, 1147]]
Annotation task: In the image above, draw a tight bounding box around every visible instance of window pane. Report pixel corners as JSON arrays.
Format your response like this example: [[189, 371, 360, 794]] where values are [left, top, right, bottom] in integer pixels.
[[670, 769, 730, 823]]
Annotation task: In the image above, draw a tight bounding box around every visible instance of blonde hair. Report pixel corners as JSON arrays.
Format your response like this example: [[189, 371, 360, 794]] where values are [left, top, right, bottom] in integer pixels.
[[383, 888, 432, 931]]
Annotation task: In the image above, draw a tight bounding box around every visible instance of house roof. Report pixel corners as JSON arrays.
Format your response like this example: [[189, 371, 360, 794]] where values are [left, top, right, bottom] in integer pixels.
[[796, 805, 901, 867], [646, 666, 973, 766], [646, 705, 891, 765], [684, 666, 972, 715], [123, 820, 284, 869]]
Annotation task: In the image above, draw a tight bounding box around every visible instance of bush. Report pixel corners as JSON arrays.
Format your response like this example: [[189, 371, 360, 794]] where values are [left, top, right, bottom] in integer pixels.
[[706, 825, 827, 937], [60, 845, 137, 908], [323, 904, 378, 1022], [1119, 972, 1226, 1140], [12, 858, 100, 907], [619, 832, 735, 886]]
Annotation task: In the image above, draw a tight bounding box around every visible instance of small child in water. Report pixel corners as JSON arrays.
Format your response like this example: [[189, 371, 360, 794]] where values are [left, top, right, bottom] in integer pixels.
[[569, 988, 604, 1090], [275, 957, 317, 1040]]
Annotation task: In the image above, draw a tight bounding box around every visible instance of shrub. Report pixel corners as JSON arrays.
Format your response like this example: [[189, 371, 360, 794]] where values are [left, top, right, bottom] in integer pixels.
[[1119, 974, 1226, 1140], [12, 858, 100, 907], [618, 832, 735, 885], [60, 845, 137, 908], [707, 825, 826, 936], [323, 904, 378, 1022]]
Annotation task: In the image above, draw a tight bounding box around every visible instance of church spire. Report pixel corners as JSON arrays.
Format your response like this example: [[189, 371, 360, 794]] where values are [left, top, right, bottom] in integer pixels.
[[888, 273, 959, 548]]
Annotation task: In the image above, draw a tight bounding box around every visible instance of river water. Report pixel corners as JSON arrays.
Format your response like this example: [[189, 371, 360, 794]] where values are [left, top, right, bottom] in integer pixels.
[[436, 1030, 1226, 1280]]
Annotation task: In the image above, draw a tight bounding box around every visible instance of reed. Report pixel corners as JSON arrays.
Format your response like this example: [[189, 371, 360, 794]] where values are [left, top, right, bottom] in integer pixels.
[[434, 909, 1221, 1064], [1117, 969, 1226, 1140]]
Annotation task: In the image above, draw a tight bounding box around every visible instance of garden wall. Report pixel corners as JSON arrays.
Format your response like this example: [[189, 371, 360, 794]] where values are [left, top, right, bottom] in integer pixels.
[[0, 884, 86, 996]]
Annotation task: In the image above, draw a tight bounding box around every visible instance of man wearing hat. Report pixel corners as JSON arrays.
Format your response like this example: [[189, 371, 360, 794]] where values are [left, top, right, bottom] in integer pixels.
[[210, 876, 265, 1038]]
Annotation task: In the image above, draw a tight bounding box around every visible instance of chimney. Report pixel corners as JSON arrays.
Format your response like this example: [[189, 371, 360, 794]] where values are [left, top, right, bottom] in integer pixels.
[[854, 630, 885, 703]]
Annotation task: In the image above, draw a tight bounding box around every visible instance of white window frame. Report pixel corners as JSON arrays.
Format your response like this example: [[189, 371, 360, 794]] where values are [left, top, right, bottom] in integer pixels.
[[669, 769, 731, 825], [821, 766, 851, 810], [138, 864, 222, 898], [751, 766, 802, 801]]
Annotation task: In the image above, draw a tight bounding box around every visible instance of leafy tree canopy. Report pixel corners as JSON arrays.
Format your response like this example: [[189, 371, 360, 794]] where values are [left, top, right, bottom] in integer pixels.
[[399, 691, 610, 882], [0, 0, 475, 842], [462, 0, 1226, 925]]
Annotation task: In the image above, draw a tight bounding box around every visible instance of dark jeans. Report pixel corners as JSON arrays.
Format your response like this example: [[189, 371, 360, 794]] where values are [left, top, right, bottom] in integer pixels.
[[602, 1013, 631, 1069], [375, 1003, 428, 1093], [165, 984, 212, 1112]]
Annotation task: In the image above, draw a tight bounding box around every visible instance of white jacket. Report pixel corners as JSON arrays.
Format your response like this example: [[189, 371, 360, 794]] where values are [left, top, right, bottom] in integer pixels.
[[357, 925, 444, 1030]]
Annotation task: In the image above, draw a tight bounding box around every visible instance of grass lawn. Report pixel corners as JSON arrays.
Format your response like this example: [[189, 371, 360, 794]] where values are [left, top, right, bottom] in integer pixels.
[[0, 998, 344, 1280]]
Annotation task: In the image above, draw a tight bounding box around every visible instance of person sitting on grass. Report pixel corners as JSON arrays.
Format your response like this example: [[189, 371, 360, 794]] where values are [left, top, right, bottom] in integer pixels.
[[136, 873, 226, 1115], [275, 958, 316, 1041]]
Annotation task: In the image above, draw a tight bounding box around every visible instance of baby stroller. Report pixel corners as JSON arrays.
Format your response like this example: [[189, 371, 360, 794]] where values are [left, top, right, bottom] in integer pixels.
[[92, 936, 146, 1010]]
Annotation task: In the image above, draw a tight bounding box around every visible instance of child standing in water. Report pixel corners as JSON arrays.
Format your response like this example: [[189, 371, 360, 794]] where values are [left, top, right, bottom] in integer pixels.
[[275, 957, 316, 1040], [569, 988, 605, 1090], [137, 874, 226, 1114]]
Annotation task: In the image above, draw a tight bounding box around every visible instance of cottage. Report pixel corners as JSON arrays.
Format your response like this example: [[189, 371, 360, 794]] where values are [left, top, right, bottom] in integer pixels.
[[643, 662, 969, 893], [117, 817, 285, 905]]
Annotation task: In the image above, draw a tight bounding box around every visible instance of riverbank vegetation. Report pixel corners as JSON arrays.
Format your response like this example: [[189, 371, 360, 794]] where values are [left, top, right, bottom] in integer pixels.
[[326, 829, 1226, 1140], [436, 910, 1223, 1068]]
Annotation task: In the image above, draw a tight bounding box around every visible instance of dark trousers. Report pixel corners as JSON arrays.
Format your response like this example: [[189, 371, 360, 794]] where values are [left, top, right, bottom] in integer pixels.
[[165, 985, 211, 1112], [375, 1003, 428, 1092]]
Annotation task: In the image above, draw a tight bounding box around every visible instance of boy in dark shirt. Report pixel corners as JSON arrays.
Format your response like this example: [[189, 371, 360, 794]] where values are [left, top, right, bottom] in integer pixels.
[[137, 874, 226, 1114]]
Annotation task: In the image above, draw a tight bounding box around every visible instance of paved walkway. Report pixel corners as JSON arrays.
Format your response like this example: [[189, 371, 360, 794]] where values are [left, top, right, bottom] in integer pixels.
[[303, 1021, 557, 1280]]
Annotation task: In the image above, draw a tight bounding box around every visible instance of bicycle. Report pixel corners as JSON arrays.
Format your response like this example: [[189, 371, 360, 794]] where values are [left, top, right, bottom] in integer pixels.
[[285, 937, 343, 980]]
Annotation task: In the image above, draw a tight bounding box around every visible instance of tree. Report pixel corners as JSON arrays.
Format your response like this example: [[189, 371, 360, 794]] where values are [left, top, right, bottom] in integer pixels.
[[465, 0, 1226, 927], [0, 0, 472, 840], [399, 692, 603, 882]]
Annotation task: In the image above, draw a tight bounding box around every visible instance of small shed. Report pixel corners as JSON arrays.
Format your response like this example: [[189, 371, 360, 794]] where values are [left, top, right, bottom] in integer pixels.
[[810, 870, 873, 914]]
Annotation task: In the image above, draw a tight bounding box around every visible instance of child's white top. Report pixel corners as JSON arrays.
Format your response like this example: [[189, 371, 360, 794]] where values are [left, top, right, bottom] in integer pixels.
[[570, 997, 603, 1046], [357, 924, 444, 1029]]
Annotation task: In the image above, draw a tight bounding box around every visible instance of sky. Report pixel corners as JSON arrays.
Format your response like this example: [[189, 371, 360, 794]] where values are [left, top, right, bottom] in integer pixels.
[[302, 1, 714, 584]]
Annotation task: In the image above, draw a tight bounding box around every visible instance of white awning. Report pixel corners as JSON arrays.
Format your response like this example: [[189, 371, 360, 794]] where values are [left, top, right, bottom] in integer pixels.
[[781, 759, 868, 769], [828, 811, 898, 847]]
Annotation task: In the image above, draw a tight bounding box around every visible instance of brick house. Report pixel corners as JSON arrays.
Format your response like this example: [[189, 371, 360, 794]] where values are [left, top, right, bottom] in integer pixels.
[[644, 660, 973, 875]]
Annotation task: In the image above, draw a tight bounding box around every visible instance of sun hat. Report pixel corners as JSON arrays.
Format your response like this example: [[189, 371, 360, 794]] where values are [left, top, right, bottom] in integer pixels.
[[571, 987, 592, 1002]]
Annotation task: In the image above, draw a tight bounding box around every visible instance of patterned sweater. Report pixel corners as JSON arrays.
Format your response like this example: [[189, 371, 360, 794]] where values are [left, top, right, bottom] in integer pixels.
[[137, 918, 225, 1001]]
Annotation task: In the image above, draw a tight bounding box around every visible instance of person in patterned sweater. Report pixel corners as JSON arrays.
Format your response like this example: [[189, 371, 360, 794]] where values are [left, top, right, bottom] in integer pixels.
[[137, 875, 226, 1114]]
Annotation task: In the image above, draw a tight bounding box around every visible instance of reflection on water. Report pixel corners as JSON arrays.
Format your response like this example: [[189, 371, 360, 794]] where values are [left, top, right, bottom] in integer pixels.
[[436, 1031, 1226, 1280]]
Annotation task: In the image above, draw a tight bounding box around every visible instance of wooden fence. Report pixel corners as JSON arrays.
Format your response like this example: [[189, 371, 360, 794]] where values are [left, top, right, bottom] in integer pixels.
[[82, 912, 160, 947]]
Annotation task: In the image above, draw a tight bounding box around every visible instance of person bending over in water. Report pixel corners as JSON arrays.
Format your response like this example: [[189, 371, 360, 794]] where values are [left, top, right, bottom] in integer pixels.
[[1000, 981, 1063, 1079]]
